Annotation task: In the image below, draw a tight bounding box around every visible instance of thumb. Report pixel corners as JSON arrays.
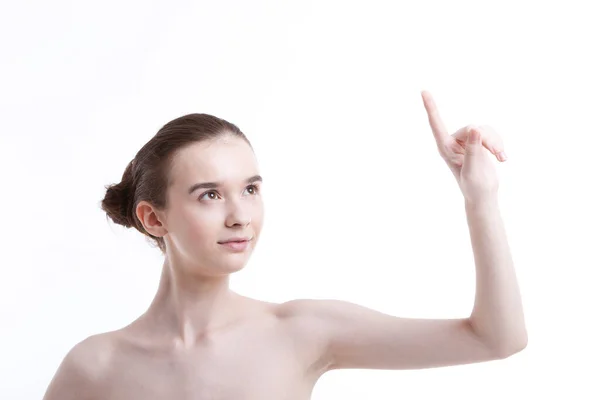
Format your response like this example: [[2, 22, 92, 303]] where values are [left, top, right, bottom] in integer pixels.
[[465, 127, 482, 155]]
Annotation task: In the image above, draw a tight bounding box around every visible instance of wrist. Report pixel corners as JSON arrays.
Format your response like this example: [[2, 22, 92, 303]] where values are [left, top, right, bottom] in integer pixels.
[[465, 196, 499, 210]]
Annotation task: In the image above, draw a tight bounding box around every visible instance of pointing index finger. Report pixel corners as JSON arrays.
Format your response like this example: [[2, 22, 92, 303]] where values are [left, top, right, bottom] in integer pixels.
[[421, 90, 448, 144]]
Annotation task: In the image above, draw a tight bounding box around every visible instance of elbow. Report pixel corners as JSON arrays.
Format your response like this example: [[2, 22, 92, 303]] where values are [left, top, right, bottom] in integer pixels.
[[495, 336, 528, 359]]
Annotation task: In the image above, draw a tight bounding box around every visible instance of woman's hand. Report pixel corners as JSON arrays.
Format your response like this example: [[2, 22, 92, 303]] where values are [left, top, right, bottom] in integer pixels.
[[421, 90, 507, 204]]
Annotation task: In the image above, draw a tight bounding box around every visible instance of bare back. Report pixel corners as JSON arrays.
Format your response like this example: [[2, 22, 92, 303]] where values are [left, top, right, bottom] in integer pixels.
[[71, 299, 330, 400]]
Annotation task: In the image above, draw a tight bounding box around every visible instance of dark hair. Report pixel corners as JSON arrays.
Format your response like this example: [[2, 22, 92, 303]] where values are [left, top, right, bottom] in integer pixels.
[[100, 113, 252, 254]]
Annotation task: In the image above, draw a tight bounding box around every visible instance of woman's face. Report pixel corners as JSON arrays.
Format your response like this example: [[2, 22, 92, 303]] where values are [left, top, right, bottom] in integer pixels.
[[159, 135, 264, 274]]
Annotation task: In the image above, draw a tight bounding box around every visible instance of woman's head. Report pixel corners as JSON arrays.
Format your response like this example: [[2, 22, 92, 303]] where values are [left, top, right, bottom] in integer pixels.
[[101, 113, 264, 274]]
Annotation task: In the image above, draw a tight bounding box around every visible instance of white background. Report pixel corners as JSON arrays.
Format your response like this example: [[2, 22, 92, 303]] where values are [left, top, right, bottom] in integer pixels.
[[1, 0, 599, 398]]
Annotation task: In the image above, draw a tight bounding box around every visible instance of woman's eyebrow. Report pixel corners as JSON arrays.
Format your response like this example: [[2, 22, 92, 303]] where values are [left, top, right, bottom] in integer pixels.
[[188, 175, 262, 194]]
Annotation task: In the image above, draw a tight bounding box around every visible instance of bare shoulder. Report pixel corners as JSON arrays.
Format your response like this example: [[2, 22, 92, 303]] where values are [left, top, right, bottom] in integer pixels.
[[274, 298, 336, 373], [42, 332, 116, 400], [73, 332, 117, 366]]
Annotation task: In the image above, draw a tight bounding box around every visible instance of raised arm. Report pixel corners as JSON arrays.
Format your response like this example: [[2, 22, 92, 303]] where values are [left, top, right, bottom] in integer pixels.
[[282, 196, 526, 371], [282, 297, 521, 371], [281, 91, 527, 372]]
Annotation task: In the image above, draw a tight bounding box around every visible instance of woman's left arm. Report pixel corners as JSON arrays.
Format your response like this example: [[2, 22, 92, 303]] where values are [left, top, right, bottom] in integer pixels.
[[466, 197, 528, 354]]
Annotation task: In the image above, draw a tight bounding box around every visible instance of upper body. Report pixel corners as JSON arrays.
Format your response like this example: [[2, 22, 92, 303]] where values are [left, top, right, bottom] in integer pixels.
[[42, 292, 522, 400], [43, 295, 326, 400], [43, 92, 527, 399]]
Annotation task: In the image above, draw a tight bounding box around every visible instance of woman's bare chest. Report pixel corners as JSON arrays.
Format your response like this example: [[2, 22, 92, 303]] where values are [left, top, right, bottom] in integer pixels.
[[99, 316, 321, 400]]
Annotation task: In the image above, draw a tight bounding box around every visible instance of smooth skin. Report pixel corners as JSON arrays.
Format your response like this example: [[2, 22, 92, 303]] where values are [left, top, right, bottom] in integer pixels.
[[43, 91, 527, 400]]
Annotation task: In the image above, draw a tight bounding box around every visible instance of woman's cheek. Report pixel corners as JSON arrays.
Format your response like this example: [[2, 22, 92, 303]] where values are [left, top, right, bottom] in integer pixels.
[[188, 209, 222, 240]]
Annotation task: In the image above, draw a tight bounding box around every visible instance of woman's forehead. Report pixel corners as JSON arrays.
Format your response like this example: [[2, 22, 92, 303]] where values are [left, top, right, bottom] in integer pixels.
[[171, 140, 259, 186]]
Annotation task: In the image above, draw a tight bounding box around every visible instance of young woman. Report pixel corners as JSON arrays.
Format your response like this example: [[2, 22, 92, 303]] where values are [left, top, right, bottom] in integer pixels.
[[43, 91, 527, 399]]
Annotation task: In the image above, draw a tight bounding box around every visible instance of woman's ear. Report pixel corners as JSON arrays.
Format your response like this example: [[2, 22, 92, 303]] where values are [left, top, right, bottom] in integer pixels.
[[136, 201, 169, 237]]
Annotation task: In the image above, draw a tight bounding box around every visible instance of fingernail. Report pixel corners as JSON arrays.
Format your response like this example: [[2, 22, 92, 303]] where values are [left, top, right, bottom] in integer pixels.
[[469, 129, 479, 143], [498, 151, 507, 161]]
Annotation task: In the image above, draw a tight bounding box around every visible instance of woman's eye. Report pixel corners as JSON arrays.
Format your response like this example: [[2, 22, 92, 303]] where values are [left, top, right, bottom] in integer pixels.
[[199, 190, 219, 201], [245, 184, 260, 195], [199, 185, 260, 201]]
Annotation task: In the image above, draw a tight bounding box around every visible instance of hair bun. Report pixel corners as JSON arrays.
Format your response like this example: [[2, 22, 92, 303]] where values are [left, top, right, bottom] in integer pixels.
[[102, 181, 134, 228]]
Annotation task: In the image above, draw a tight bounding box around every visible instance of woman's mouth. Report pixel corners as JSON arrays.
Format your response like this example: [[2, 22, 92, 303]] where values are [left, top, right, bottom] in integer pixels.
[[219, 239, 251, 251]]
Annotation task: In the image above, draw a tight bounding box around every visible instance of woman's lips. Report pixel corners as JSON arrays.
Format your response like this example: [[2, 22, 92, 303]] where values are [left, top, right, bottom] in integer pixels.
[[219, 239, 250, 251]]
